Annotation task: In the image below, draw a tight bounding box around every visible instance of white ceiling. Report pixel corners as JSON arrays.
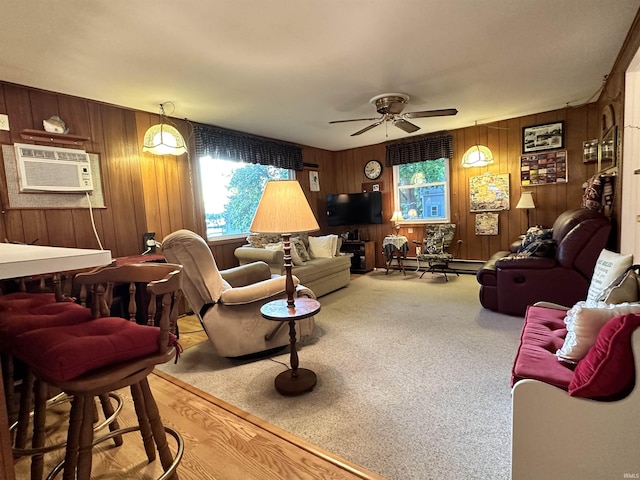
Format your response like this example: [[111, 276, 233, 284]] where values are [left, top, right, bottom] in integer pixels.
[[1, 1, 639, 152]]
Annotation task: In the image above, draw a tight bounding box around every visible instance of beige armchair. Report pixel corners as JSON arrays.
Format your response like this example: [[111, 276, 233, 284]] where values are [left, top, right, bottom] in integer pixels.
[[161, 229, 315, 357]]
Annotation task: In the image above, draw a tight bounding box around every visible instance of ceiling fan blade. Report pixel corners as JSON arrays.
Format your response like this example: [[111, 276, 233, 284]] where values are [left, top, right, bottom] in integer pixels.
[[393, 118, 420, 134], [404, 108, 458, 119], [329, 117, 382, 124], [351, 121, 383, 136]]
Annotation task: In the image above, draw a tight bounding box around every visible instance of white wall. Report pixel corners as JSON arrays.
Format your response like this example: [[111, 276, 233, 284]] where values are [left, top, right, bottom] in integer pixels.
[[621, 45, 640, 260]]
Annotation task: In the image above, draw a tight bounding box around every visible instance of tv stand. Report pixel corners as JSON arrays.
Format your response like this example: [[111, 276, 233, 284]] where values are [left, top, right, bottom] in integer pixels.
[[341, 240, 375, 273]]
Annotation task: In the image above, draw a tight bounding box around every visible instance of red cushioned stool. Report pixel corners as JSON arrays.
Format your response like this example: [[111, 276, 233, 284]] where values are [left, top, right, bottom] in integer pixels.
[[0, 296, 126, 480], [12, 263, 185, 480]]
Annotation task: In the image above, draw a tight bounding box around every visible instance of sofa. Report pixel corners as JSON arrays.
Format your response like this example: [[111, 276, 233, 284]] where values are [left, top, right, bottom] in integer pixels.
[[511, 303, 640, 478], [477, 208, 611, 316], [234, 233, 351, 298]]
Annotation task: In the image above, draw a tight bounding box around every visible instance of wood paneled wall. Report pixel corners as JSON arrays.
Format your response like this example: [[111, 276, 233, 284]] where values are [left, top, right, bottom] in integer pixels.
[[0, 53, 630, 271], [0, 82, 198, 259], [325, 103, 601, 264]]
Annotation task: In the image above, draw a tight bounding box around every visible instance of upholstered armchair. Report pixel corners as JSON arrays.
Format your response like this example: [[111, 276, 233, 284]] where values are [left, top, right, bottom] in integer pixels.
[[161, 229, 316, 357], [476, 208, 611, 316]]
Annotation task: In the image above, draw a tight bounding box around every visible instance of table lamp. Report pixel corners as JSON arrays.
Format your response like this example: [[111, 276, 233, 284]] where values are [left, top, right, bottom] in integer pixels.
[[516, 191, 536, 229], [250, 180, 320, 307], [390, 210, 404, 235]]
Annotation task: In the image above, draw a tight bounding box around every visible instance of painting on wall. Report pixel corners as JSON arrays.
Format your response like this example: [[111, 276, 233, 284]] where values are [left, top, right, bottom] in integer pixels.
[[522, 121, 564, 153], [520, 150, 567, 185], [475, 212, 499, 235], [469, 173, 510, 212]]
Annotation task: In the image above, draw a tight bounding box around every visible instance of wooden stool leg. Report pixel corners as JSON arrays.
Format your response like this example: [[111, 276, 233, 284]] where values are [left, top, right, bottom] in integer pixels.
[[140, 378, 178, 479], [76, 395, 95, 480], [130, 382, 156, 462], [30, 379, 47, 480], [97, 393, 123, 447], [15, 369, 34, 449], [63, 395, 84, 480]]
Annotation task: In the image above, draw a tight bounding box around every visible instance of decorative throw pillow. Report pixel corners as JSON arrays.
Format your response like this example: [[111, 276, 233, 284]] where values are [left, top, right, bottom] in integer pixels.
[[586, 250, 633, 305], [246, 233, 282, 248], [598, 266, 640, 304], [264, 241, 304, 266], [291, 237, 311, 262], [556, 301, 640, 363], [308, 235, 337, 259], [569, 313, 640, 399]]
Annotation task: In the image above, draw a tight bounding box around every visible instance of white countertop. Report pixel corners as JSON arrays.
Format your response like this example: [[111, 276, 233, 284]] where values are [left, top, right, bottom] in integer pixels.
[[0, 243, 112, 280]]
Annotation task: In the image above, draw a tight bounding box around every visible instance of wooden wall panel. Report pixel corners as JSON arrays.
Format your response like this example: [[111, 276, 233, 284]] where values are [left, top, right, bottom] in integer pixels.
[[0, 82, 197, 259], [320, 103, 601, 266]]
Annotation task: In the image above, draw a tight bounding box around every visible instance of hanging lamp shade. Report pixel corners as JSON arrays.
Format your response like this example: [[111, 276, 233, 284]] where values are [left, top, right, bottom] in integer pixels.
[[143, 123, 188, 156], [461, 144, 494, 168]]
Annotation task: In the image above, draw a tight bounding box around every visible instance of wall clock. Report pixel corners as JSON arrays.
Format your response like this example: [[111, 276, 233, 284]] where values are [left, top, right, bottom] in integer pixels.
[[364, 159, 383, 180]]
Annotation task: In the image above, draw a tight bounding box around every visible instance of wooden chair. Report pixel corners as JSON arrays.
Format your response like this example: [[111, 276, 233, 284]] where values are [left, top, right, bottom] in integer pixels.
[[11, 263, 185, 480]]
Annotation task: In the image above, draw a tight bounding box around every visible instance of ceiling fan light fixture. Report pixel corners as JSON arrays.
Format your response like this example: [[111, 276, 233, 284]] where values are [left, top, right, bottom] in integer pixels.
[[142, 103, 188, 156], [461, 145, 494, 168], [393, 118, 420, 133]]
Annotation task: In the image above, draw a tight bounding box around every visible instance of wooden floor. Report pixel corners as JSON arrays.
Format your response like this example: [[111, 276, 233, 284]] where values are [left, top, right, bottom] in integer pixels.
[[12, 315, 387, 480]]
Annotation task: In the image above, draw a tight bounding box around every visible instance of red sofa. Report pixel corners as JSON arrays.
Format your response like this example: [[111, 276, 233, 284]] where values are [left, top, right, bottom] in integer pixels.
[[477, 208, 611, 316], [511, 302, 640, 479]]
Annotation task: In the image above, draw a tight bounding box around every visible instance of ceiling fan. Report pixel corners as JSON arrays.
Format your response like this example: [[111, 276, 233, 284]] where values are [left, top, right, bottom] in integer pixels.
[[329, 93, 458, 136]]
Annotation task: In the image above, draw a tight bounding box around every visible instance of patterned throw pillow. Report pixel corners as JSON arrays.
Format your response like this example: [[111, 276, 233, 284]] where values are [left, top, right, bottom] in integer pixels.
[[516, 227, 555, 257], [291, 236, 311, 262], [582, 174, 603, 211]]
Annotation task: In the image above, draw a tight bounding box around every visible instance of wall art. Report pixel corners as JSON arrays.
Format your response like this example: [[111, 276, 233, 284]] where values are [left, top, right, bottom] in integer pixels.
[[469, 173, 510, 212], [522, 121, 564, 153], [475, 212, 499, 235], [520, 150, 567, 186]]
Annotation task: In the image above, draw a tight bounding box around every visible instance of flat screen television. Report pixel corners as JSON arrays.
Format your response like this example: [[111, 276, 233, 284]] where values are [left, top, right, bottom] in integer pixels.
[[326, 191, 383, 226]]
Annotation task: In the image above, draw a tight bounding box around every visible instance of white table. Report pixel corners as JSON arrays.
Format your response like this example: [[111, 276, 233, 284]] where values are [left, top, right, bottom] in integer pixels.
[[0, 244, 112, 479], [0, 244, 112, 280]]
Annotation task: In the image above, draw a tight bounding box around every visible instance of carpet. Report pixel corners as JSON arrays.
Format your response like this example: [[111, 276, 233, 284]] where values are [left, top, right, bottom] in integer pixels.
[[158, 270, 524, 480]]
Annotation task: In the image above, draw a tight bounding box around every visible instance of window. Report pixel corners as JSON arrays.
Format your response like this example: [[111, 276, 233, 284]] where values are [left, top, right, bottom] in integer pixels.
[[198, 157, 292, 239], [393, 158, 450, 223]]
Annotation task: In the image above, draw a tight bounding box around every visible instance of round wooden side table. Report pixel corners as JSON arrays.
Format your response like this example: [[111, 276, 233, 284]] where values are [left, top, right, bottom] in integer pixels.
[[260, 297, 320, 396]]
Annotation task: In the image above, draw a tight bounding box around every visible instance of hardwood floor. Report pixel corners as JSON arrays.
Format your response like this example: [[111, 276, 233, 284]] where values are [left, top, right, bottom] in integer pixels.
[[12, 314, 386, 480]]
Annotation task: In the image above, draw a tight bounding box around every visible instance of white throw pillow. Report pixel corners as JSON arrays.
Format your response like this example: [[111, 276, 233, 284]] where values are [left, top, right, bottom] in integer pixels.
[[556, 301, 640, 363], [308, 235, 337, 259], [264, 241, 305, 266], [585, 250, 633, 305]]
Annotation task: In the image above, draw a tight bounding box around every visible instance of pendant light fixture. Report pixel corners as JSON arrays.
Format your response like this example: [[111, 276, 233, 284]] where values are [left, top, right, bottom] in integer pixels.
[[461, 121, 494, 168], [142, 103, 188, 156]]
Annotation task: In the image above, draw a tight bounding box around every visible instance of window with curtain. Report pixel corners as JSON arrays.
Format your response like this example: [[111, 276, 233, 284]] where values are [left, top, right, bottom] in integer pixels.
[[387, 133, 453, 223], [195, 125, 299, 239]]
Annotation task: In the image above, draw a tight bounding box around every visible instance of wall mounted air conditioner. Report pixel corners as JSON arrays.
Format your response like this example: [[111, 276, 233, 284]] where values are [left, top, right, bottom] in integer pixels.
[[14, 143, 94, 193]]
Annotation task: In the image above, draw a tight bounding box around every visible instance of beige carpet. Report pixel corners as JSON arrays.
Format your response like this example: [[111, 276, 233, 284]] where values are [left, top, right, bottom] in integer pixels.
[[158, 270, 524, 480]]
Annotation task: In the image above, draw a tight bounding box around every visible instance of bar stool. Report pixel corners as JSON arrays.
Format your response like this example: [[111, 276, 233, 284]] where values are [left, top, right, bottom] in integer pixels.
[[1, 296, 123, 480], [11, 263, 185, 480]]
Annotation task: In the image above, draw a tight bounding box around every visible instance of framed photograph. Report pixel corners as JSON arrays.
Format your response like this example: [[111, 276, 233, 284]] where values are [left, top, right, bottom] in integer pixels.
[[520, 150, 567, 186], [522, 121, 564, 153], [599, 126, 617, 172], [582, 139, 598, 163], [309, 170, 320, 191]]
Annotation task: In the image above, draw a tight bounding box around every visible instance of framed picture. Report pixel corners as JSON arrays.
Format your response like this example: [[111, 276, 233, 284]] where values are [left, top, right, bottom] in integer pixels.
[[309, 170, 320, 191], [599, 126, 617, 172], [582, 139, 598, 163], [520, 150, 567, 186], [469, 173, 510, 212], [522, 121, 564, 153]]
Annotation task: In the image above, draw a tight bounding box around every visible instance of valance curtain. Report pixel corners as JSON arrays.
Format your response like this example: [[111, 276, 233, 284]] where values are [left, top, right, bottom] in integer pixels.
[[194, 124, 303, 171], [385, 133, 453, 166]]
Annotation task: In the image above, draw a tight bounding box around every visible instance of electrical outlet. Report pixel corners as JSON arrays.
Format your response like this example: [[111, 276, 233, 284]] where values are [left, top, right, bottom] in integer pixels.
[[143, 232, 156, 253], [0, 114, 9, 131]]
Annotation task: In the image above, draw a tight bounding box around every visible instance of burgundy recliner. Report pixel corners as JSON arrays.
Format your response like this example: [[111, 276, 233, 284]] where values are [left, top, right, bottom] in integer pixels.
[[476, 208, 611, 316]]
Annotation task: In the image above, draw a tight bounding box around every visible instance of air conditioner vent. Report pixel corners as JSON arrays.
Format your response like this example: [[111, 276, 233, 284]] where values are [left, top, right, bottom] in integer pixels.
[[14, 143, 94, 193]]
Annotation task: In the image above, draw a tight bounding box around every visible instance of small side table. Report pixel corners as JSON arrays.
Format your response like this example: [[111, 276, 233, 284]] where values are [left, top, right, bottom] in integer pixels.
[[260, 297, 321, 396]]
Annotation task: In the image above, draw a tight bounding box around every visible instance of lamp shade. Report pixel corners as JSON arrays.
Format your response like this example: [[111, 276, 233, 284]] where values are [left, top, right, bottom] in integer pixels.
[[516, 191, 536, 209], [461, 145, 494, 168], [250, 180, 319, 234], [390, 211, 404, 223], [143, 123, 188, 156]]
